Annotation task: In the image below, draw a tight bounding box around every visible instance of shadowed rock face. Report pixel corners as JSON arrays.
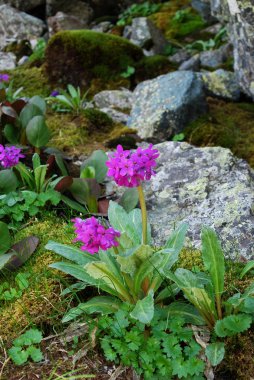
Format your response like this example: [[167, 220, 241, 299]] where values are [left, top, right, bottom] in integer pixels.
[[143, 141, 254, 260], [210, 0, 254, 99], [0, 5, 45, 49]]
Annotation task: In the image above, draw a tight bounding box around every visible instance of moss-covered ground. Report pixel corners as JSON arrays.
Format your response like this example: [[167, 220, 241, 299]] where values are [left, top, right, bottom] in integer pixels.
[[184, 98, 254, 168]]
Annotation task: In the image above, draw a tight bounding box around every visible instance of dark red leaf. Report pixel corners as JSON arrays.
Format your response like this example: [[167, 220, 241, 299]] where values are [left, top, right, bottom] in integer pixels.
[[54, 176, 73, 192], [1, 236, 39, 272], [46, 155, 56, 176], [11, 99, 27, 115], [1, 105, 18, 124]]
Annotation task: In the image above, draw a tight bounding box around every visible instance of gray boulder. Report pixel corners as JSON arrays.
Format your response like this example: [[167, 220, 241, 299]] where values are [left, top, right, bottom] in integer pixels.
[[210, 0, 254, 99], [0, 0, 44, 12], [200, 43, 232, 69], [144, 142, 254, 260], [191, 0, 216, 22], [127, 17, 168, 55], [47, 1, 93, 35], [93, 89, 133, 111], [0, 52, 16, 70], [169, 49, 191, 64], [0, 5, 45, 50], [179, 54, 200, 71], [201, 69, 241, 101], [100, 108, 129, 125], [127, 72, 207, 140]]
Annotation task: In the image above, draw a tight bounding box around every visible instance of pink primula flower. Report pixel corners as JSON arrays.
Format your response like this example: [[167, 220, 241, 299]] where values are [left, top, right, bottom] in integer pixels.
[[72, 216, 121, 254], [106, 144, 159, 187]]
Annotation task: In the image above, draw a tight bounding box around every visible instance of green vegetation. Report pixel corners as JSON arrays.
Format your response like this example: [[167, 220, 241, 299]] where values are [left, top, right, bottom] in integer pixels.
[[117, 1, 162, 26], [94, 306, 206, 379]]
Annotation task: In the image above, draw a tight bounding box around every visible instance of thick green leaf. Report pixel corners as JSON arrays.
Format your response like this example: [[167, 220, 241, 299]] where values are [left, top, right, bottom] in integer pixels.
[[70, 178, 96, 207], [116, 245, 152, 276], [133, 249, 172, 295], [164, 222, 188, 254], [85, 261, 132, 302], [67, 84, 79, 99], [80, 166, 96, 179], [155, 283, 179, 302], [108, 201, 141, 245], [201, 226, 224, 317], [34, 165, 48, 193], [26, 115, 50, 148], [4, 124, 19, 144], [62, 296, 122, 323], [55, 154, 68, 176], [130, 291, 154, 324], [81, 150, 108, 183], [45, 241, 98, 265], [201, 226, 224, 295], [99, 249, 123, 279], [20, 103, 43, 128], [0, 221, 11, 255], [50, 261, 120, 298], [215, 314, 252, 337], [205, 343, 225, 366], [161, 302, 205, 325], [0, 169, 19, 194], [32, 153, 41, 171], [119, 188, 139, 212], [61, 195, 88, 213], [166, 269, 217, 323], [14, 163, 34, 189], [29, 96, 46, 114], [240, 261, 254, 279]]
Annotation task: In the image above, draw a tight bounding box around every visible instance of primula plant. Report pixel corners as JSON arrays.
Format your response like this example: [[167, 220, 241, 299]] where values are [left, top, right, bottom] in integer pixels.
[[46, 143, 254, 375], [47, 144, 196, 325]]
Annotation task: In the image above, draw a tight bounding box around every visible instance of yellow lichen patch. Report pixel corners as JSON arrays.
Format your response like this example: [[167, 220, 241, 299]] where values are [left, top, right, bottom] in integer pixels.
[[0, 215, 75, 344], [184, 98, 254, 168]]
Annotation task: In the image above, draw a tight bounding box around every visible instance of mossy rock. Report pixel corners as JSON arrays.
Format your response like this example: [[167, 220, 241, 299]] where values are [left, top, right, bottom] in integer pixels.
[[183, 98, 254, 168], [45, 30, 143, 88], [46, 108, 128, 156], [135, 55, 176, 82], [0, 215, 75, 344], [8, 66, 51, 98]]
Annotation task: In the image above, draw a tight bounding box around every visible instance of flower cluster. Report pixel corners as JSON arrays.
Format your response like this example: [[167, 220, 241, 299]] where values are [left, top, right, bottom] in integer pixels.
[[72, 216, 121, 254], [0, 145, 24, 168], [0, 74, 9, 82], [106, 144, 159, 187]]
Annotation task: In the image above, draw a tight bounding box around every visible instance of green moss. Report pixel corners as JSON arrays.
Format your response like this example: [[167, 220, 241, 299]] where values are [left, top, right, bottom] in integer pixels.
[[184, 98, 254, 168], [47, 109, 118, 155], [176, 248, 204, 271], [135, 55, 176, 82], [0, 215, 75, 344], [82, 108, 113, 130], [9, 66, 51, 98], [150, 1, 205, 42], [45, 30, 143, 88]]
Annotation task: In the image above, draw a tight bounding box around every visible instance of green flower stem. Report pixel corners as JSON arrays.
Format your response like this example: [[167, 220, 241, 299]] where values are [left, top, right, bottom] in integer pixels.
[[137, 184, 147, 245]]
